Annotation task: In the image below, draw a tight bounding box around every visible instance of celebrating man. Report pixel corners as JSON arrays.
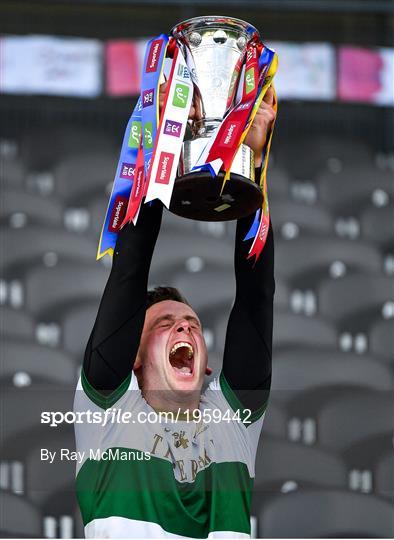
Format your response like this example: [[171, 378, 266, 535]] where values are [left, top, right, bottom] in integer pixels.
[[74, 86, 276, 538]]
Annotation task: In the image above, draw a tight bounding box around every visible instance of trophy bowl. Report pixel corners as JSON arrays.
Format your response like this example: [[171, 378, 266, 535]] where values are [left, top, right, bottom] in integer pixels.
[[169, 16, 264, 222]]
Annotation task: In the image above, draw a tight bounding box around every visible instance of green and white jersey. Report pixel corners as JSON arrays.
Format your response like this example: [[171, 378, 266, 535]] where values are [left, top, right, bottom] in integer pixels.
[[74, 370, 268, 539]]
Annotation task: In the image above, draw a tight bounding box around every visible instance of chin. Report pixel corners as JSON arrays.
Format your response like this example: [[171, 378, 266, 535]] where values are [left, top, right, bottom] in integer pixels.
[[167, 367, 202, 394]]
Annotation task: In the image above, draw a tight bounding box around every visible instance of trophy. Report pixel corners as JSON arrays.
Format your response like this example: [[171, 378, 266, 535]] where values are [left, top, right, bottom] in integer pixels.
[[98, 16, 277, 261], [170, 16, 263, 222]]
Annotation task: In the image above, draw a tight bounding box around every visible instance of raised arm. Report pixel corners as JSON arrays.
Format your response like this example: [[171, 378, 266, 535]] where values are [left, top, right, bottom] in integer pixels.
[[83, 200, 163, 394], [222, 212, 275, 412], [221, 86, 276, 413]]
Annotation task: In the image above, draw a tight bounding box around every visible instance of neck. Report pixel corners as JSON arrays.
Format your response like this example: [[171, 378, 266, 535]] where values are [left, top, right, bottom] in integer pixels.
[[142, 388, 201, 415]]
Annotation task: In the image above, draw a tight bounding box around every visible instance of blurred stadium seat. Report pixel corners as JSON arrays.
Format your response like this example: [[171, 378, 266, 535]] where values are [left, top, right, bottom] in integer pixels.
[[375, 451, 394, 501], [317, 392, 394, 451], [262, 402, 287, 438], [0, 491, 42, 538], [0, 387, 74, 444], [53, 151, 117, 204], [19, 127, 116, 170], [0, 306, 35, 340], [278, 136, 374, 179], [317, 166, 393, 214], [78, 193, 107, 236], [41, 483, 82, 538], [0, 339, 77, 387], [258, 490, 394, 538], [265, 166, 290, 198], [271, 349, 393, 393], [273, 311, 338, 349], [0, 188, 63, 228], [318, 274, 393, 327], [53, 299, 100, 357], [254, 437, 347, 492], [269, 199, 335, 238], [0, 226, 97, 273], [275, 236, 382, 286], [360, 204, 394, 250], [21, 261, 108, 316], [171, 266, 236, 312], [368, 318, 394, 362], [341, 432, 393, 495], [151, 231, 234, 271], [0, 157, 26, 191], [20, 428, 76, 508]]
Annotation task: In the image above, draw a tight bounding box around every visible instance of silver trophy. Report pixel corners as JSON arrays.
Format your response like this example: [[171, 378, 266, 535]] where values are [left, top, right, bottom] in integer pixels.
[[169, 16, 263, 221]]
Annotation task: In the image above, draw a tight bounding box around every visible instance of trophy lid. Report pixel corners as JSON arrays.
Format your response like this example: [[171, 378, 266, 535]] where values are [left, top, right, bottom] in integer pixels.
[[171, 15, 260, 43]]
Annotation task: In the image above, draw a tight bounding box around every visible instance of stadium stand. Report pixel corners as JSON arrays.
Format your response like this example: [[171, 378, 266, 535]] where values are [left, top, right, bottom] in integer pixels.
[[275, 235, 382, 287], [317, 166, 394, 215], [374, 451, 394, 501], [0, 387, 74, 444], [0, 306, 35, 340], [0, 226, 97, 273], [0, 157, 25, 191], [254, 437, 348, 492], [269, 199, 335, 237], [342, 432, 394, 495], [19, 127, 116, 171], [19, 261, 109, 316], [368, 318, 394, 362], [317, 274, 393, 327], [272, 311, 338, 349], [51, 299, 100, 357], [360, 204, 394, 250], [271, 349, 393, 393], [18, 428, 76, 508], [53, 151, 117, 205], [258, 490, 394, 538], [317, 392, 394, 451], [278, 136, 374, 179], [0, 338, 77, 386], [0, 491, 42, 537], [0, 188, 64, 228]]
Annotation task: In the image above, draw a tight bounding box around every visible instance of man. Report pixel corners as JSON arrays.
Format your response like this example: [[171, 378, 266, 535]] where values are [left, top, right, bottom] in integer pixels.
[[74, 86, 276, 538]]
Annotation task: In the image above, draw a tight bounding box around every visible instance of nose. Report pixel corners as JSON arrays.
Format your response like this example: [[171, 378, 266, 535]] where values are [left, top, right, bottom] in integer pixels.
[[176, 320, 191, 333]]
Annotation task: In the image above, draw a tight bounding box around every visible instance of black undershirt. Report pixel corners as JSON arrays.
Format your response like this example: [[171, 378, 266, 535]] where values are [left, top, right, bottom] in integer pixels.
[[83, 196, 274, 412]]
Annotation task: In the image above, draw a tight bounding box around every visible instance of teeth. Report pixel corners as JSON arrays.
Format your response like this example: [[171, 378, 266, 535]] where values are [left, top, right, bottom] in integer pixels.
[[169, 342, 194, 358]]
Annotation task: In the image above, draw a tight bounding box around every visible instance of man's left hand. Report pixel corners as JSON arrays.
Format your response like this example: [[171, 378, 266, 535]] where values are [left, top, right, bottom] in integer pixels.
[[244, 86, 276, 168]]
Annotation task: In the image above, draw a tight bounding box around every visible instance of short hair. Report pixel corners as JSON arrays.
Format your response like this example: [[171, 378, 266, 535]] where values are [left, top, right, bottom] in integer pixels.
[[146, 286, 190, 310]]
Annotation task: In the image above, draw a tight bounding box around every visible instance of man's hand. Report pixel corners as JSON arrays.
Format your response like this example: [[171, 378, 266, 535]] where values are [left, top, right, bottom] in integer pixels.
[[159, 81, 202, 121], [244, 86, 276, 168], [159, 81, 276, 167]]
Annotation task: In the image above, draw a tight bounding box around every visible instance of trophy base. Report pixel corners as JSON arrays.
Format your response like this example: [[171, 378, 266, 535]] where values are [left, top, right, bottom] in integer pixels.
[[169, 171, 262, 221], [170, 139, 262, 221]]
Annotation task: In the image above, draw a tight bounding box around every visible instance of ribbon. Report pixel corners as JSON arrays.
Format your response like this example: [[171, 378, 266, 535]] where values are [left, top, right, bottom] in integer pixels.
[[96, 97, 143, 260], [144, 45, 193, 208], [246, 51, 279, 263], [121, 34, 169, 226]]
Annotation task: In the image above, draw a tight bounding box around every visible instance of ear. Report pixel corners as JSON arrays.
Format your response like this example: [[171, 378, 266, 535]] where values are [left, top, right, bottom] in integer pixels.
[[133, 352, 142, 372]]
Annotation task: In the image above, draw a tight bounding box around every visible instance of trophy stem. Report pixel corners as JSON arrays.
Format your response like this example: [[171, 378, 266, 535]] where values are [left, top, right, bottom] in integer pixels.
[[193, 118, 223, 137]]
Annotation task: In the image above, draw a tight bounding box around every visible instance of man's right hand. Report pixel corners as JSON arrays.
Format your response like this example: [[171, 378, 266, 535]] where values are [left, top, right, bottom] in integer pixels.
[[159, 81, 202, 122]]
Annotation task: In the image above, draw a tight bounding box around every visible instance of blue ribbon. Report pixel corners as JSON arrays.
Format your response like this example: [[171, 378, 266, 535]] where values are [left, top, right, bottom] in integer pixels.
[[141, 34, 169, 176]]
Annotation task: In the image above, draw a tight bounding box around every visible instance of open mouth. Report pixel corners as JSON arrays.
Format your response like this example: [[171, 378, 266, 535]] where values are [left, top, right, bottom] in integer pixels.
[[168, 342, 194, 378]]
